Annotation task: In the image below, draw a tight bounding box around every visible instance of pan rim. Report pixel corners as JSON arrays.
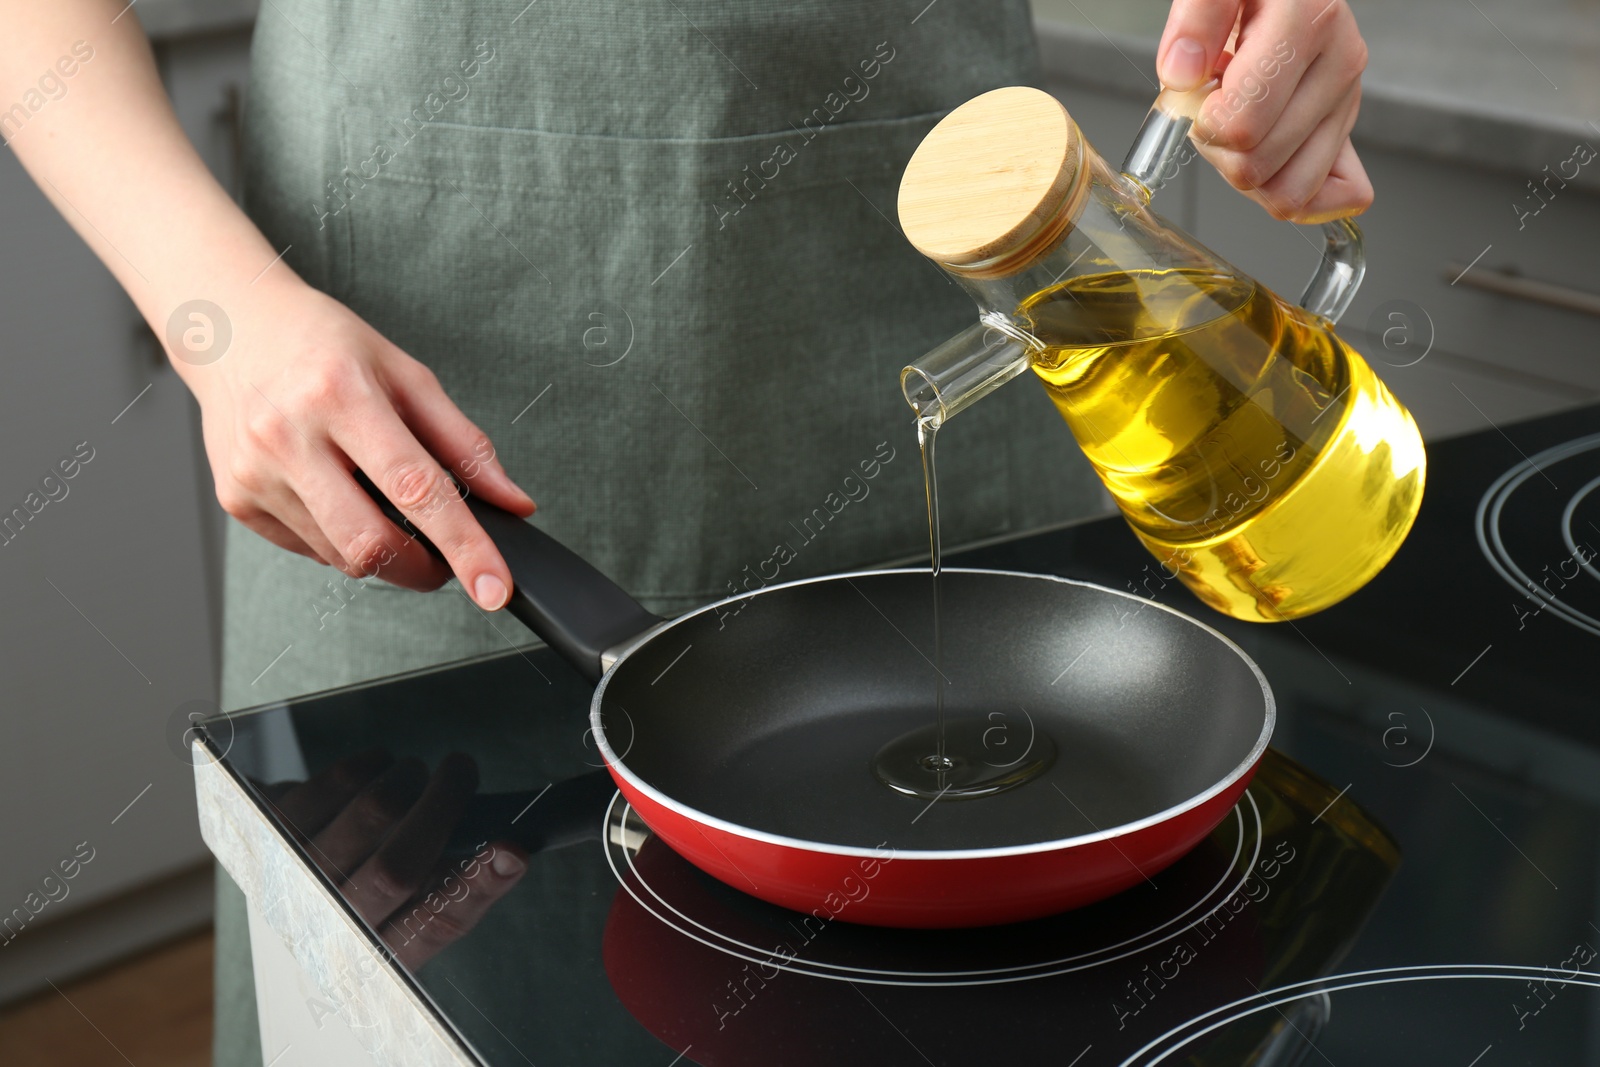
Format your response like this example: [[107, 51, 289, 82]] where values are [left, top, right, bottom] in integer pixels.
[[589, 566, 1275, 860]]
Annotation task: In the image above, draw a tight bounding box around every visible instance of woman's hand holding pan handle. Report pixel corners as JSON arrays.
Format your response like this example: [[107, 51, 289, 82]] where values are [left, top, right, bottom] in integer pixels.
[[188, 276, 536, 609], [0, 0, 533, 610]]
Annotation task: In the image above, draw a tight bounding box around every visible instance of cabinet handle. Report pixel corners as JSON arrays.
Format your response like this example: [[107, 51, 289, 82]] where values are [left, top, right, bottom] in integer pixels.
[[1443, 262, 1600, 318], [134, 320, 165, 371], [212, 84, 244, 198]]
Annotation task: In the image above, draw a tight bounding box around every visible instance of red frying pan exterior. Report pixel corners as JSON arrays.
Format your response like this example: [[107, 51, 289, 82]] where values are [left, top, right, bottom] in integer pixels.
[[585, 565, 1275, 929], [358, 480, 1274, 929], [606, 751, 1262, 928]]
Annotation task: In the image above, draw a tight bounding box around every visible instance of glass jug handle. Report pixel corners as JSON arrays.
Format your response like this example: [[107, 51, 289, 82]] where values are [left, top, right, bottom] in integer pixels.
[[1120, 81, 1366, 325]]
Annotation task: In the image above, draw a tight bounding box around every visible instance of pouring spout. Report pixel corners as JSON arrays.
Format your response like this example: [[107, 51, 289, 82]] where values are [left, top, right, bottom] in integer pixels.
[[900, 317, 1033, 429]]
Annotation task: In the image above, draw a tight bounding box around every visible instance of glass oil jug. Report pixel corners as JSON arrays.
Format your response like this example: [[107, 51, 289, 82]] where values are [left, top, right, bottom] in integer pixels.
[[897, 84, 1426, 622]]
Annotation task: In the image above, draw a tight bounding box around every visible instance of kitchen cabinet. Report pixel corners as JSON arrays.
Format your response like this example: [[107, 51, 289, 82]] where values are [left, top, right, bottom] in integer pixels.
[[1190, 146, 1600, 439], [0, 22, 251, 1004]]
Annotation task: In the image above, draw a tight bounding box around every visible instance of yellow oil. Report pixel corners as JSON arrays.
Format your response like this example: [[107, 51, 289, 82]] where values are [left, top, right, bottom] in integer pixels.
[[1020, 268, 1426, 621]]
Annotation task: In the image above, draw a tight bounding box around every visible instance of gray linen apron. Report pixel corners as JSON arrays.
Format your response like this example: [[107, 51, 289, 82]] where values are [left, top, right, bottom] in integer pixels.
[[215, 2, 1108, 1062]]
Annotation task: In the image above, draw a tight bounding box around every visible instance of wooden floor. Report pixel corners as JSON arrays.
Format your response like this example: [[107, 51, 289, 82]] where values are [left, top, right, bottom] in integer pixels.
[[0, 930, 214, 1067]]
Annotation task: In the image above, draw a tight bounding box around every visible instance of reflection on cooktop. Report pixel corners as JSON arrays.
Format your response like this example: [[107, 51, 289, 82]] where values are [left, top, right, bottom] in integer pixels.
[[602, 793, 1265, 987], [601, 749, 1398, 1065]]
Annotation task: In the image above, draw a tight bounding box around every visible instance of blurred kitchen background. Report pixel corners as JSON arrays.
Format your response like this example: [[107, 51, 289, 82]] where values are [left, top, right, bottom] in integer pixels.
[[0, 0, 1596, 1061]]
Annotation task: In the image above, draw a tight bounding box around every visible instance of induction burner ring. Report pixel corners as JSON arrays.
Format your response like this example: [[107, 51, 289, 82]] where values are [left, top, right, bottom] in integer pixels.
[[1476, 431, 1600, 638], [602, 789, 1264, 987], [1119, 964, 1600, 1066], [1561, 473, 1600, 585]]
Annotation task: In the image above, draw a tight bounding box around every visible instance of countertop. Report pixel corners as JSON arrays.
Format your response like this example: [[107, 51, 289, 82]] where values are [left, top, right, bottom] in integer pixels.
[[194, 400, 1600, 1066], [1033, 0, 1600, 190]]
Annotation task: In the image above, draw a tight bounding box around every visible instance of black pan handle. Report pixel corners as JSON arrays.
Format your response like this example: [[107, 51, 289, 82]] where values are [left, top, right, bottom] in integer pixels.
[[354, 471, 662, 681]]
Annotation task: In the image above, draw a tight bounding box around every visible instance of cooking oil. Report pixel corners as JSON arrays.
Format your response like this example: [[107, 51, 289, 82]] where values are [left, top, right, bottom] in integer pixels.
[[1020, 267, 1426, 621], [871, 420, 1057, 801]]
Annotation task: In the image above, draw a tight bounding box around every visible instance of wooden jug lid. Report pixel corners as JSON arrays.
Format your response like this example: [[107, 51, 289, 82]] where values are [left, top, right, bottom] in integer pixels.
[[897, 86, 1083, 274]]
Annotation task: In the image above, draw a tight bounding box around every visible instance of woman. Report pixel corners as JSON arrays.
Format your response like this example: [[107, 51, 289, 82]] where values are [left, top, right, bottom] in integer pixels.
[[1, 0, 1371, 1061]]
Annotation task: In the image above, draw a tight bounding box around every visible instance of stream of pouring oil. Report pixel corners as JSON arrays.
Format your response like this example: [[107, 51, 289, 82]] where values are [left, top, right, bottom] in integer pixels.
[[922, 418, 948, 774], [870, 418, 1055, 800]]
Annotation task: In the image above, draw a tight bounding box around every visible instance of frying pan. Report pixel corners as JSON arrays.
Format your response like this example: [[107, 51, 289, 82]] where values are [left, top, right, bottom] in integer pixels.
[[364, 480, 1273, 928]]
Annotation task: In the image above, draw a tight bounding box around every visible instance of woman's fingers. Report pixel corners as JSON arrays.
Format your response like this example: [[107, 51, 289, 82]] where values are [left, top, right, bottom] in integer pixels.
[[254, 483, 361, 575], [1249, 88, 1361, 219], [1198, 53, 1354, 190], [213, 440, 341, 568], [1201, 80, 1360, 220], [1200, 0, 1367, 177], [206, 284, 526, 608], [1163, 0, 1370, 223], [236, 353, 515, 604], [387, 357, 536, 518], [332, 399, 516, 610], [234, 357, 447, 589], [1158, 0, 1243, 91], [1194, 3, 1316, 154], [1288, 137, 1374, 223], [279, 440, 448, 591], [224, 501, 329, 566]]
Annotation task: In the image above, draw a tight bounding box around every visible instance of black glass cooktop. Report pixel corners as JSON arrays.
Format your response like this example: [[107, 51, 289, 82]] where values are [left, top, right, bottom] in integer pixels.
[[203, 403, 1600, 1066]]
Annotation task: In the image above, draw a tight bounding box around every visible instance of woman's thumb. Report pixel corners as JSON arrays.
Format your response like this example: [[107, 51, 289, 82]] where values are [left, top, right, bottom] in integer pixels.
[[1157, 0, 1241, 91]]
